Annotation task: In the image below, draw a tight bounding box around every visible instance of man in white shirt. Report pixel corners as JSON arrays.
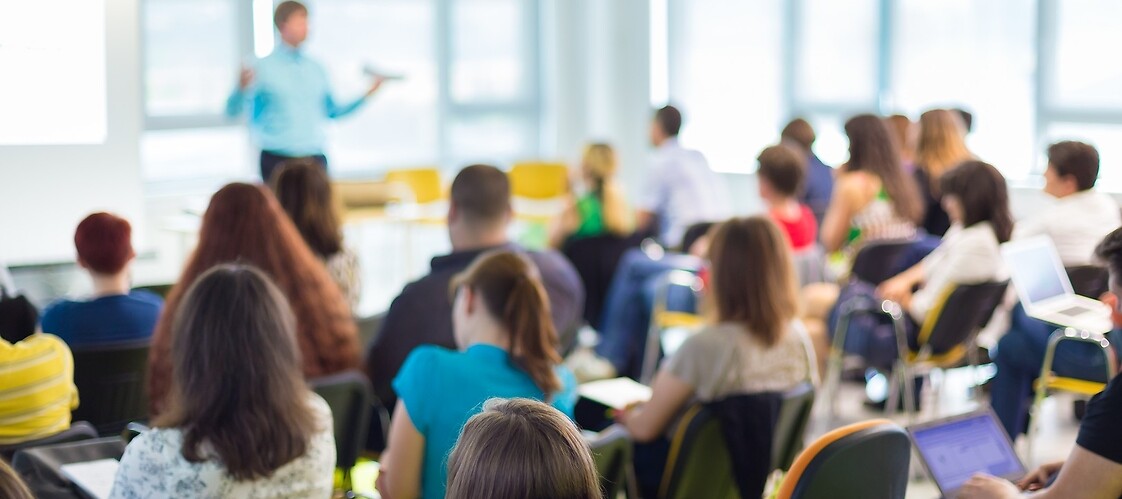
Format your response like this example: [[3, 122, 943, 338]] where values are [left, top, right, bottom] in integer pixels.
[[636, 105, 732, 249], [1013, 141, 1120, 266]]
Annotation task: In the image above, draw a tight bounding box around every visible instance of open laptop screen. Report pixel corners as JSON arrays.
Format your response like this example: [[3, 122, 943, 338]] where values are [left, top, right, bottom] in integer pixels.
[[1004, 237, 1069, 306], [910, 411, 1025, 494]]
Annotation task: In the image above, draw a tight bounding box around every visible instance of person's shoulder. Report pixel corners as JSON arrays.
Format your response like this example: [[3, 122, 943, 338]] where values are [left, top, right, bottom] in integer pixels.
[[402, 344, 456, 371], [129, 290, 165, 307], [40, 298, 76, 323]]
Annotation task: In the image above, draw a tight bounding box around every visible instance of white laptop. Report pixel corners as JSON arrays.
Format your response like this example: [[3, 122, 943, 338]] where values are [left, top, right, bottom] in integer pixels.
[[908, 409, 1026, 499], [1002, 235, 1112, 334]]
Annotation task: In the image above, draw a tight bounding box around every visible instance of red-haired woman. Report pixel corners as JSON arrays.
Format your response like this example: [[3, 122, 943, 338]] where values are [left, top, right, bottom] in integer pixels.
[[146, 183, 360, 414]]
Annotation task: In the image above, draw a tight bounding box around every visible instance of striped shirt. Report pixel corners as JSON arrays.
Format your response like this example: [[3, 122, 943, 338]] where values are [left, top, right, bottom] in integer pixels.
[[0, 334, 79, 444]]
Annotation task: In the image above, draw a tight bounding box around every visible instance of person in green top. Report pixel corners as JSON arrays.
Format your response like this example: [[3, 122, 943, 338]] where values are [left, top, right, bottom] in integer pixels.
[[549, 143, 634, 247]]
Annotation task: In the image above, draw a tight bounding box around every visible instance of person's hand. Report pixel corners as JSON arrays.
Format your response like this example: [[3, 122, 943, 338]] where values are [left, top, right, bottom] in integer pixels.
[[365, 76, 387, 97], [876, 276, 912, 305], [611, 402, 642, 424], [1016, 460, 1063, 491], [375, 465, 390, 499], [238, 66, 255, 90], [958, 473, 1021, 498]]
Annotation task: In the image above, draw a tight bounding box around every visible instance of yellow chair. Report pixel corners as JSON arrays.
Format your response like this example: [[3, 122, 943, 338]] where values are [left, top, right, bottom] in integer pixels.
[[508, 162, 569, 200], [385, 167, 444, 204], [1026, 327, 1116, 463]]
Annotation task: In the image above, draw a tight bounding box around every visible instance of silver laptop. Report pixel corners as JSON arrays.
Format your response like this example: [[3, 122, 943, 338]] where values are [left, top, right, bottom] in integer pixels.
[[908, 409, 1026, 499], [1002, 235, 1112, 333]]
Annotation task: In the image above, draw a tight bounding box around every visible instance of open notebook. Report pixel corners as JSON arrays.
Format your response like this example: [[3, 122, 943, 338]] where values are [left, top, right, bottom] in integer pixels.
[[578, 377, 653, 410], [60, 459, 119, 499]]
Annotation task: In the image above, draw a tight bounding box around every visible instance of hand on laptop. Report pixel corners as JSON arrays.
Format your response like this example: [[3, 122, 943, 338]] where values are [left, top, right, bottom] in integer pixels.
[[1017, 460, 1063, 491], [958, 473, 1020, 498]]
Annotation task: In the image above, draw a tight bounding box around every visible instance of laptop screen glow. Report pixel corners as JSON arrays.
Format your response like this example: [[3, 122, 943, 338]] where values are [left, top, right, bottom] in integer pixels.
[[1005, 240, 1068, 306], [911, 412, 1024, 493]]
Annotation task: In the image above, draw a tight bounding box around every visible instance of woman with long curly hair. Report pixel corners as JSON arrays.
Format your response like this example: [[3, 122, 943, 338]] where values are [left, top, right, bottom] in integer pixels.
[[146, 183, 359, 414]]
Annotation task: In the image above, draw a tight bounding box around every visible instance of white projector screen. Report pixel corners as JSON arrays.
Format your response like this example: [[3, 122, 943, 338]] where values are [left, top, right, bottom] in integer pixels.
[[0, 0, 107, 145]]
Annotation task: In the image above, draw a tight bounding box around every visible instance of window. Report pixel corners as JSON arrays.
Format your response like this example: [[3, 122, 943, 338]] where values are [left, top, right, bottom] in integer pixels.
[[795, 0, 879, 105], [1049, 0, 1122, 110]]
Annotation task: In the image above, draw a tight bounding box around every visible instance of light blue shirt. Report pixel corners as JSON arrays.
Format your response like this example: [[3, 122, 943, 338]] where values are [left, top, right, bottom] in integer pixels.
[[392, 344, 578, 499], [226, 43, 366, 156], [638, 138, 733, 247]]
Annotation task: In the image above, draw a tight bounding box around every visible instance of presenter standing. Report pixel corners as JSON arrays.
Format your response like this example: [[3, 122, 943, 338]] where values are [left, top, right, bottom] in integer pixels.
[[226, 1, 385, 182]]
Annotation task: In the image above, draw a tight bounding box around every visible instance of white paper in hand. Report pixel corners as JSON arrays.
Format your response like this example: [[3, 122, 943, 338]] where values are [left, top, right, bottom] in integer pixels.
[[59, 458, 119, 499], [578, 377, 653, 410]]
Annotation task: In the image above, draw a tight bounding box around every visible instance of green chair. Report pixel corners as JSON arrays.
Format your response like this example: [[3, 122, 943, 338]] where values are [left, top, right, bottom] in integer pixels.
[[71, 339, 151, 435], [777, 419, 910, 499], [587, 425, 637, 499], [659, 404, 738, 499]]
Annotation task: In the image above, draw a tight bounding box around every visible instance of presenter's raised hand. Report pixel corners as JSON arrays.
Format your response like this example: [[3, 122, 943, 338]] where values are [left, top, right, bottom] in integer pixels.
[[238, 66, 256, 90]]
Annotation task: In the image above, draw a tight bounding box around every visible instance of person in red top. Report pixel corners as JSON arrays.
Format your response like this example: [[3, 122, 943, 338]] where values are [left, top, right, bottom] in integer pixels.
[[757, 144, 818, 252]]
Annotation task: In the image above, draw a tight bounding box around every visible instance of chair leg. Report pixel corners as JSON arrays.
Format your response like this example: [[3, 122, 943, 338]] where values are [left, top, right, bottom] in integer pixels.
[[885, 364, 901, 419], [825, 309, 854, 425]]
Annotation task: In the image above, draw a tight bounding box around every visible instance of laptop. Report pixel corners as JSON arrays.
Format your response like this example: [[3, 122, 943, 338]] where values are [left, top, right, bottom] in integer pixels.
[[1001, 235, 1112, 333], [908, 409, 1025, 498]]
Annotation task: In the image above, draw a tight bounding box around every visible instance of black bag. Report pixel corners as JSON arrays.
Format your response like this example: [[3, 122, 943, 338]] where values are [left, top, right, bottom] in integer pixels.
[[0, 286, 38, 343]]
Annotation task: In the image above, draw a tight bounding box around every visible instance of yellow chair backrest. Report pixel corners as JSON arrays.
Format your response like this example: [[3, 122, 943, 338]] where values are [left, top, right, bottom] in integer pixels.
[[509, 162, 569, 200], [385, 168, 443, 204]]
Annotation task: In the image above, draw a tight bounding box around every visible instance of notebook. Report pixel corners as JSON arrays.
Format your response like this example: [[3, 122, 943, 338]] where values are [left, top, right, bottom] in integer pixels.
[[59, 458, 119, 499], [578, 377, 652, 410], [1002, 235, 1112, 333], [908, 409, 1025, 498]]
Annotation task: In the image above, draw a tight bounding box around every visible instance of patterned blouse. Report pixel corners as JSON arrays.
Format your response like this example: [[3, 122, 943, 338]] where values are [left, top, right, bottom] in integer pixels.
[[325, 248, 362, 312], [108, 393, 336, 499]]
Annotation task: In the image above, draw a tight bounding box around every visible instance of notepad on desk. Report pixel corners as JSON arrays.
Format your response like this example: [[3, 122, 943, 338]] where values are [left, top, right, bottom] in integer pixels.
[[60, 458, 119, 499], [578, 377, 652, 410]]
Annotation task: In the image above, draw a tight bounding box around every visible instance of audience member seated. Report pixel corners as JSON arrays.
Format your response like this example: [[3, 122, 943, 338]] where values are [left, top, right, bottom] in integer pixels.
[[961, 228, 1122, 499], [445, 398, 600, 499], [991, 143, 1121, 437], [828, 161, 1012, 377], [635, 105, 732, 249], [884, 114, 916, 173], [272, 159, 362, 311], [819, 113, 923, 254], [147, 183, 359, 414], [40, 213, 163, 348], [595, 224, 713, 379], [757, 144, 818, 253], [0, 460, 33, 499], [912, 109, 974, 238], [1013, 141, 1120, 267], [781, 118, 834, 225], [366, 165, 583, 412], [110, 264, 335, 497], [615, 217, 816, 498], [0, 299, 79, 445], [376, 251, 578, 499], [549, 142, 633, 248]]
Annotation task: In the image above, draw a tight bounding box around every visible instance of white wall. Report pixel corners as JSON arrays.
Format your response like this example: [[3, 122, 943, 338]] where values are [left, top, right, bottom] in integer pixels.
[[0, 0, 144, 266]]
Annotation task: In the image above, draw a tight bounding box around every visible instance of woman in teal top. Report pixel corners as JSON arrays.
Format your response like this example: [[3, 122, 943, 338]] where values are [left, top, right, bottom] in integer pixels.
[[376, 250, 578, 499], [549, 143, 633, 247]]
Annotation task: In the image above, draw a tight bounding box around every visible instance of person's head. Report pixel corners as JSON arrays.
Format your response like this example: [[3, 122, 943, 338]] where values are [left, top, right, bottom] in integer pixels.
[[883, 114, 915, 163], [939, 161, 1014, 243], [1045, 141, 1100, 198], [580, 143, 618, 193], [1095, 228, 1122, 306], [274, 1, 309, 47], [651, 105, 682, 146], [448, 165, 513, 248], [157, 264, 317, 481], [271, 159, 342, 259], [915, 109, 972, 182], [844, 114, 923, 223], [707, 217, 799, 346], [756, 144, 807, 203], [446, 398, 600, 499], [780, 118, 816, 152], [74, 212, 134, 277], [450, 251, 561, 395], [0, 459, 32, 499]]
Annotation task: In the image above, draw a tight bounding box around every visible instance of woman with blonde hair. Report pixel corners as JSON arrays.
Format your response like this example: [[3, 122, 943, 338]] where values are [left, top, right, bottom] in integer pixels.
[[616, 217, 816, 497], [549, 143, 632, 247], [446, 398, 600, 499], [376, 250, 577, 499], [913, 109, 974, 236], [147, 183, 360, 414]]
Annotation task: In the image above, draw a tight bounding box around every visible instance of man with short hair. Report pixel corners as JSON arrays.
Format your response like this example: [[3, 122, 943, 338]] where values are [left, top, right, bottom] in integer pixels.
[[636, 105, 731, 249], [40, 213, 163, 348], [366, 165, 584, 413], [781, 118, 834, 226], [226, 0, 386, 182]]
